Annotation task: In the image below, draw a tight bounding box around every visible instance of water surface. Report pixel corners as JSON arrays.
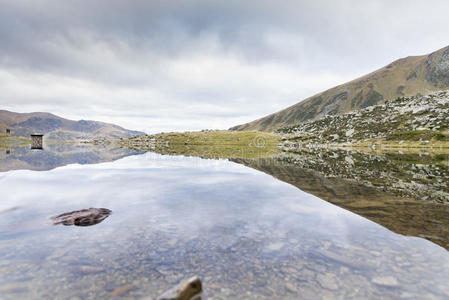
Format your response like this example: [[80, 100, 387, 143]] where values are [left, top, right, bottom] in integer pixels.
[[1, 149, 449, 299]]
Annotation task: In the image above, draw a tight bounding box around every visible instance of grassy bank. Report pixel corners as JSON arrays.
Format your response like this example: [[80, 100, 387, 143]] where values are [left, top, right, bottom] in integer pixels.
[[119, 130, 281, 159]]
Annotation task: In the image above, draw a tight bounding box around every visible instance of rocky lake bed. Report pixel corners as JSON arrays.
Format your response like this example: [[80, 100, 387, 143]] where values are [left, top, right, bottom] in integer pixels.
[[1, 142, 449, 299]]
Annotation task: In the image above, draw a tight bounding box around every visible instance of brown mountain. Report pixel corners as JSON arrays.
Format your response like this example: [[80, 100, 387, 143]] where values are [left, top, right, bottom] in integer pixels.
[[231, 45, 449, 132], [0, 110, 144, 140]]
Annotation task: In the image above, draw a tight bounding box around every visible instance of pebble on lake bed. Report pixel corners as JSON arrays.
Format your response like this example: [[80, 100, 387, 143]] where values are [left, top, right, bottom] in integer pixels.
[[109, 284, 134, 296], [371, 276, 399, 287], [70, 265, 105, 275], [316, 273, 339, 291]]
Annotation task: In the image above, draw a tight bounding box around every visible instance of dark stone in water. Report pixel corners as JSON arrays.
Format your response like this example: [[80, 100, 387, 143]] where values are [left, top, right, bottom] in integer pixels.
[[157, 276, 202, 300], [50, 208, 112, 227]]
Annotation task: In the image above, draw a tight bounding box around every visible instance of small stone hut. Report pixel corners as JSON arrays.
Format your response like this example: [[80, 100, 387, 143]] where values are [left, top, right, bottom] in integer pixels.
[[31, 134, 44, 150]]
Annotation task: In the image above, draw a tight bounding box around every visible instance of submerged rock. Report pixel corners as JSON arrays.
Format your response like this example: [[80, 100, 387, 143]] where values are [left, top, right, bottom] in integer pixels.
[[316, 273, 339, 291], [50, 207, 112, 227], [70, 265, 105, 275], [109, 284, 134, 296], [157, 276, 202, 300], [371, 276, 399, 287]]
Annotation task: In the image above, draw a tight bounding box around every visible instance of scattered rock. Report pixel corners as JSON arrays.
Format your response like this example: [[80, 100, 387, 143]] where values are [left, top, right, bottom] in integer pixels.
[[345, 156, 355, 165], [345, 128, 355, 137]]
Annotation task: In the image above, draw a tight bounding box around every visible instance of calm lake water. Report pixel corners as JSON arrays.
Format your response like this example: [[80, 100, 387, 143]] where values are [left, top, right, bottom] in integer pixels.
[[1, 146, 449, 299]]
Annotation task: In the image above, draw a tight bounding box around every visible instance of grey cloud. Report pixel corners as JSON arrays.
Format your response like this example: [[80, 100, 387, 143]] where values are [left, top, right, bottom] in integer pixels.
[[1, 0, 448, 77]]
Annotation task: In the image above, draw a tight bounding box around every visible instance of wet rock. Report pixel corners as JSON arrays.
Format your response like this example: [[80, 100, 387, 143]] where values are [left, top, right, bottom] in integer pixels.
[[157, 276, 202, 300], [266, 242, 284, 251], [50, 208, 112, 227], [371, 276, 399, 287], [316, 273, 339, 291], [109, 284, 134, 296], [285, 282, 298, 292]]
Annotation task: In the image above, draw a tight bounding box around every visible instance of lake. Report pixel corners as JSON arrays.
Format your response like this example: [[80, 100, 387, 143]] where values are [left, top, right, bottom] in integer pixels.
[[1, 145, 449, 299]]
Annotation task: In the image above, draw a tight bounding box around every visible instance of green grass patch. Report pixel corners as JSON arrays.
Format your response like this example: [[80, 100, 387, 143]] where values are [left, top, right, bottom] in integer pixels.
[[386, 130, 449, 141], [154, 130, 280, 146]]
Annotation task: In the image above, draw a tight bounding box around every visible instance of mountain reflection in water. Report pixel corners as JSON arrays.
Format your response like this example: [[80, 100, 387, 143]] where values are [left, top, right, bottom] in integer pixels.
[[231, 147, 449, 250], [0, 143, 142, 172], [147, 143, 449, 251]]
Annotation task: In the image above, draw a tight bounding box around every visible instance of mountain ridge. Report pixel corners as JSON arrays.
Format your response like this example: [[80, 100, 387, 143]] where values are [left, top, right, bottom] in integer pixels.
[[0, 109, 144, 140], [231, 45, 449, 132]]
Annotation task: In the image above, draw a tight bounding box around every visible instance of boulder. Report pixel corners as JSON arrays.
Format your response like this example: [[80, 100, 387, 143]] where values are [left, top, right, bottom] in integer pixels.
[[157, 276, 202, 300]]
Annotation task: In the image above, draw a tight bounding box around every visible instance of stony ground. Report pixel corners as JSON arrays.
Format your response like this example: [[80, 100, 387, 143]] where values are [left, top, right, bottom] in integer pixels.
[[277, 90, 449, 147]]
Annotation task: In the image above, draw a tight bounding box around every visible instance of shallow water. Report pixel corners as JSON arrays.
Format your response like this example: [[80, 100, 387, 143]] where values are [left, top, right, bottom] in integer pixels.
[[1, 149, 449, 299]]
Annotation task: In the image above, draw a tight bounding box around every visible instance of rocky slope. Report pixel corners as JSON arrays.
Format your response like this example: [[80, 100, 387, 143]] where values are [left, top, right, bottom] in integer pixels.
[[277, 90, 449, 145], [231, 45, 449, 132], [0, 110, 144, 141]]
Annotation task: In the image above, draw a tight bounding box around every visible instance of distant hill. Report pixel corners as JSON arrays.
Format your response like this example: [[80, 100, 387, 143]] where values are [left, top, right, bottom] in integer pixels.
[[0, 110, 144, 140], [231, 45, 449, 132]]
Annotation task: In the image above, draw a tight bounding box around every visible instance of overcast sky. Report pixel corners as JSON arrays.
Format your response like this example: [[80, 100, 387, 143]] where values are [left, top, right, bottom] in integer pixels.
[[1, 0, 448, 133]]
